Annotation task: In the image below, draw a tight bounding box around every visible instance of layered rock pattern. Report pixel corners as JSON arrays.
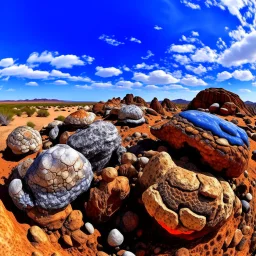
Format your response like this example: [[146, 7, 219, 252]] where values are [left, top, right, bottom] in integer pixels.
[[64, 109, 96, 127], [151, 110, 249, 178], [9, 144, 93, 210], [7, 126, 42, 154], [118, 105, 145, 125], [68, 120, 126, 172]]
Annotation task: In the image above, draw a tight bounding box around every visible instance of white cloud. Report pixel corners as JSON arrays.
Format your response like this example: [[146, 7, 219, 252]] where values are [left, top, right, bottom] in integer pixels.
[[217, 71, 232, 81], [168, 44, 196, 53], [239, 89, 252, 93], [141, 50, 154, 60], [0, 58, 14, 67], [191, 46, 218, 62], [26, 81, 38, 86], [27, 51, 55, 63], [173, 54, 191, 65], [180, 35, 204, 45], [171, 70, 183, 79], [6, 88, 15, 92], [216, 38, 227, 49], [218, 31, 256, 67], [0, 65, 49, 79], [54, 80, 68, 85], [134, 63, 159, 70], [181, 0, 201, 9], [163, 84, 188, 90], [192, 31, 199, 36], [51, 55, 84, 69], [115, 81, 142, 89], [130, 37, 142, 44], [2, 76, 9, 81], [50, 70, 71, 78], [91, 82, 113, 88], [75, 85, 92, 89], [225, 26, 229, 30], [95, 66, 122, 78], [133, 70, 179, 84], [229, 26, 247, 41], [82, 55, 95, 64], [154, 25, 163, 30], [180, 74, 207, 86], [145, 85, 159, 89], [68, 76, 92, 82], [185, 64, 207, 75], [232, 70, 254, 81], [122, 65, 131, 72], [99, 34, 124, 46]]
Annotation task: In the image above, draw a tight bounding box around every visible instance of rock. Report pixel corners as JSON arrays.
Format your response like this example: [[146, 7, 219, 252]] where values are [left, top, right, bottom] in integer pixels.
[[121, 152, 137, 165], [222, 102, 237, 115], [236, 112, 246, 117], [118, 105, 145, 125], [230, 119, 238, 125], [151, 110, 249, 178], [133, 132, 141, 138], [85, 222, 94, 234], [237, 237, 248, 251], [118, 164, 137, 179], [122, 211, 139, 232], [161, 98, 178, 112], [244, 118, 252, 124], [97, 252, 109, 256], [107, 229, 124, 247], [142, 133, 148, 138], [146, 108, 158, 116], [64, 210, 84, 231], [64, 109, 96, 127], [187, 88, 253, 116], [138, 157, 149, 168], [71, 229, 88, 245], [43, 140, 52, 149], [209, 103, 220, 113], [241, 225, 251, 235], [29, 226, 49, 243], [49, 125, 59, 140], [251, 133, 256, 141], [9, 144, 93, 210], [220, 107, 229, 116], [32, 252, 44, 256], [68, 120, 126, 172], [102, 167, 118, 182], [150, 97, 165, 115], [63, 234, 73, 246], [47, 120, 63, 128], [175, 248, 190, 256], [252, 150, 256, 160], [7, 126, 42, 155], [142, 154, 235, 239], [244, 170, 249, 178], [245, 193, 252, 201], [241, 200, 250, 213], [230, 229, 243, 247], [123, 252, 136, 256], [27, 204, 72, 230], [85, 176, 130, 223], [59, 131, 71, 144], [92, 102, 105, 115], [16, 158, 34, 178]]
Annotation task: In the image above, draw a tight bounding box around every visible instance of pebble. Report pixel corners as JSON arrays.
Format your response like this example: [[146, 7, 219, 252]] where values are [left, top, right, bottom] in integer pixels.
[[133, 132, 141, 138], [252, 150, 256, 160], [121, 152, 137, 165], [138, 157, 149, 168], [244, 170, 249, 178], [142, 133, 148, 138], [125, 137, 132, 142], [231, 229, 243, 247], [245, 193, 253, 202], [29, 226, 48, 243], [175, 248, 190, 256], [242, 225, 251, 235], [122, 211, 139, 232], [85, 222, 95, 234], [107, 229, 124, 247], [102, 167, 118, 182], [43, 141, 52, 149], [123, 252, 136, 256], [241, 200, 250, 213], [216, 138, 230, 146]]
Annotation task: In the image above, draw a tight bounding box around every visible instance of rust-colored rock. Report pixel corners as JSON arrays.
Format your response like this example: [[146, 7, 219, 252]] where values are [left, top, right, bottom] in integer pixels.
[[150, 97, 165, 115], [161, 98, 178, 111]]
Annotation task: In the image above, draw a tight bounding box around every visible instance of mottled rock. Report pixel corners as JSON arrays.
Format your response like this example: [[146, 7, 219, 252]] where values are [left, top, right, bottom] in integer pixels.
[[64, 109, 96, 127], [64, 210, 84, 231], [102, 167, 118, 182], [118, 105, 145, 125], [16, 158, 34, 178], [7, 126, 42, 155], [175, 248, 190, 256], [9, 144, 93, 210], [49, 125, 59, 140], [68, 120, 125, 172], [107, 229, 124, 247], [47, 120, 63, 129], [121, 152, 137, 165], [29, 226, 49, 243]]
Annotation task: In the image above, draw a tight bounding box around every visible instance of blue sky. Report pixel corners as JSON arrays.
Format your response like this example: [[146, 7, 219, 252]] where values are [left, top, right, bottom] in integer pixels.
[[1, 0, 256, 102]]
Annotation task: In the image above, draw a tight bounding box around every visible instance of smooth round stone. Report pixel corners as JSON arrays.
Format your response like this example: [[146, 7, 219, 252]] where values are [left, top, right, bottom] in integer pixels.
[[142, 133, 148, 138], [251, 133, 256, 141], [241, 200, 250, 213], [244, 170, 249, 178], [138, 157, 149, 167], [133, 132, 141, 138], [216, 138, 230, 146], [220, 107, 229, 116], [123, 252, 135, 256], [85, 222, 94, 234], [107, 229, 124, 247], [209, 103, 220, 113], [245, 193, 252, 202]]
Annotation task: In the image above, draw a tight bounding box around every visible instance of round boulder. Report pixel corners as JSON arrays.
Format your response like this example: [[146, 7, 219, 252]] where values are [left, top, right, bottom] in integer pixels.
[[64, 109, 96, 127], [118, 105, 145, 125]]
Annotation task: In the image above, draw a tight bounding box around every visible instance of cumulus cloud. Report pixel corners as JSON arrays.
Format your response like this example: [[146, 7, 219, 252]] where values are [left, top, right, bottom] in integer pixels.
[[27, 51, 55, 63], [217, 71, 232, 81], [0, 58, 14, 67], [141, 50, 154, 60], [115, 81, 142, 89], [154, 25, 163, 30], [99, 34, 124, 46], [130, 37, 142, 44], [228, 26, 247, 41], [122, 65, 131, 72], [180, 74, 207, 86], [75, 85, 92, 89], [232, 70, 254, 81], [145, 85, 159, 89], [91, 82, 113, 88], [51, 55, 84, 69], [6, 88, 15, 92], [191, 46, 218, 62], [53, 80, 68, 85], [50, 70, 71, 78], [239, 89, 251, 93], [181, 0, 201, 9], [133, 70, 179, 84], [192, 31, 199, 36], [95, 66, 122, 78], [168, 44, 196, 53], [185, 64, 207, 75], [25, 81, 39, 86], [216, 38, 227, 49], [82, 55, 95, 64], [173, 54, 191, 65], [134, 63, 159, 70]]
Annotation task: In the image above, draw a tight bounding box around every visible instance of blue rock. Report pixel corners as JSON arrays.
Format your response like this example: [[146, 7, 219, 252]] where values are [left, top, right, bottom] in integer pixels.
[[180, 110, 249, 147], [241, 199, 250, 213]]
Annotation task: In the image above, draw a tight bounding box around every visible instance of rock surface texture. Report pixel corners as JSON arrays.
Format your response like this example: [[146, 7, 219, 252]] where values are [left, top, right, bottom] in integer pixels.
[[151, 110, 249, 178], [7, 126, 42, 154], [118, 105, 145, 125], [9, 144, 93, 210], [68, 120, 126, 172], [64, 109, 96, 127]]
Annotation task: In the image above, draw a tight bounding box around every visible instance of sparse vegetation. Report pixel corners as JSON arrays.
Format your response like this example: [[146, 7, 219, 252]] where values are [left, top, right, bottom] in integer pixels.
[[23, 107, 36, 117], [0, 113, 13, 126], [37, 109, 50, 117], [27, 121, 35, 128], [55, 115, 65, 121]]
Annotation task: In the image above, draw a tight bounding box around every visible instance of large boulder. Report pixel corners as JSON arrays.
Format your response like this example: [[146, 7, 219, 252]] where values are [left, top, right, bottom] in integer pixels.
[[161, 98, 178, 111], [187, 88, 254, 116], [151, 110, 249, 178], [118, 105, 145, 125], [7, 126, 42, 155], [68, 120, 126, 172], [150, 97, 165, 115], [64, 109, 96, 127], [9, 144, 93, 210]]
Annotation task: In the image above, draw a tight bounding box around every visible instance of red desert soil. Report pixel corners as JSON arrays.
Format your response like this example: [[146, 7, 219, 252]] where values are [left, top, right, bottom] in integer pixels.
[[0, 108, 256, 256]]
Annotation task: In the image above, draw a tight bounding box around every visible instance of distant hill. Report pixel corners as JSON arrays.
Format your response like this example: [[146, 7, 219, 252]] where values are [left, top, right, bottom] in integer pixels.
[[172, 99, 191, 104], [0, 98, 63, 103], [245, 101, 255, 105]]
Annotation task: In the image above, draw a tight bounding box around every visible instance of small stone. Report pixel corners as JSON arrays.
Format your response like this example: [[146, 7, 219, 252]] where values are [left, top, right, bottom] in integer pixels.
[[63, 235, 73, 246], [209, 103, 220, 113], [122, 211, 139, 232], [251, 133, 256, 141], [142, 133, 148, 138], [231, 229, 243, 247], [123, 252, 136, 256], [43, 140, 52, 149], [241, 200, 250, 213], [121, 153, 137, 165], [125, 137, 132, 142], [220, 107, 229, 116], [138, 157, 149, 168], [85, 222, 94, 234], [64, 210, 84, 231], [97, 252, 109, 256], [175, 248, 190, 256], [133, 132, 141, 138], [245, 193, 252, 202], [244, 170, 249, 178], [31, 252, 44, 256], [107, 229, 124, 247], [237, 237, 248, 251], [29, 226, 48, 243], [242, 225, 251, 235], [102, 167, 118, 182], [216, 138, 230, 146]]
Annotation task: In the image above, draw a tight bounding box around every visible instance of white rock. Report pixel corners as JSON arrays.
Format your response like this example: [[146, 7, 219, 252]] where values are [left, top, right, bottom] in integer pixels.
[[123, 251, 136, 256], [107, 229, 124, 247], [85, 222, 94, 234]]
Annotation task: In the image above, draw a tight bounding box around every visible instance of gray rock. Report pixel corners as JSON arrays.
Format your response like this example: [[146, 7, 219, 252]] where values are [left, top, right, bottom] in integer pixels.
[[68, 120, 126, 172], [9, 144, 93, 210], [241, 200, 250, 213], [107, 229, 124, 247], [123, 252, 135, 256], [49, 126, 59, 140], [47, 120, 63, 129], [121, 117, 145, 125], [118, 105, 143, 120], [85, 222, 94, 234]]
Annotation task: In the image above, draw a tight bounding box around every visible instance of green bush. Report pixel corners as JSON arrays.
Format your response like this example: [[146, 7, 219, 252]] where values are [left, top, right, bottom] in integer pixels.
[[55, 115, 65, 121], [27, 121, 35, 128], [14, 110, 22, 116], [37, 109, 50, 117], [23, 107, 36, 117]]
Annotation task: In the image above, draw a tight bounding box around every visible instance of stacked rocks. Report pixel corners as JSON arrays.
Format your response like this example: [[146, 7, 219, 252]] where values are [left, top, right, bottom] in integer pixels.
[[118, 105, 145, 125], [7, 126, 42, 155]]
